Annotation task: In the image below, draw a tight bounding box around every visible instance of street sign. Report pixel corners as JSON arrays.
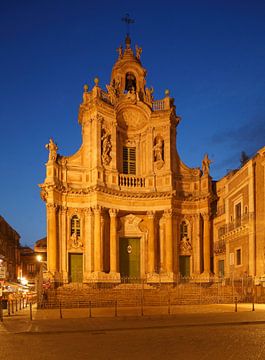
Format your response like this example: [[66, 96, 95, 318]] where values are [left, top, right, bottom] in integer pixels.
[[0, 266, 6, 279]]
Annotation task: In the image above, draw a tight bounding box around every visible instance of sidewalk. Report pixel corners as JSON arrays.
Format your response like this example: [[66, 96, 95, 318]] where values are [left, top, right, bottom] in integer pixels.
[[2, 303, 265, 334]]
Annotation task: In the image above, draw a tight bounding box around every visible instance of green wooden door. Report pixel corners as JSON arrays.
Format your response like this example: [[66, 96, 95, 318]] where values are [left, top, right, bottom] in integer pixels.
[[119, 238, 140, 280], [69, 253, 83, 283], [179, 256, 190, 277]]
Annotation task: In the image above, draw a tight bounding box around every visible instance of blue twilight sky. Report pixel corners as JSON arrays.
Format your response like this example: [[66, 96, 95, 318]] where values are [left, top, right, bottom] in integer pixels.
[[1, 0, 265, 247]]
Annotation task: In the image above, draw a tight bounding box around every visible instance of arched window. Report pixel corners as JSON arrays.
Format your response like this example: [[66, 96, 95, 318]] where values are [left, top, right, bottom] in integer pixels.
[[71, 215, 80, 237], [180, 221, 188, 240], [125, 72, 136, 92]]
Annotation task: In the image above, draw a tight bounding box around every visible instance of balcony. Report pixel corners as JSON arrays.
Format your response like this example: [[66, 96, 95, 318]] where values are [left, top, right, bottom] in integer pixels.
[[219, 212, 254, 236], [214, 239, 226, 254], [119, 174, 145, 188]]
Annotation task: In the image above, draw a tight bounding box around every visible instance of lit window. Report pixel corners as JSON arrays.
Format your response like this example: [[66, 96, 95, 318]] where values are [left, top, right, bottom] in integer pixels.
[[123, 147, 136, 174], [71, 215, 80, 237]]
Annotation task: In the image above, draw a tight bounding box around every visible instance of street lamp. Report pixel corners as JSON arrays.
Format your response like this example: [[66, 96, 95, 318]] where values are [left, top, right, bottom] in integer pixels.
[[36, 255, 43, 308]]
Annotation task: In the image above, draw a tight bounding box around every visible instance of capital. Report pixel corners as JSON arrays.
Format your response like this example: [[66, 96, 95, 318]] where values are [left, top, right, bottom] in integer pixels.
[[147, 211, 155, 219], [109, 208, 118, 218], [164, 209, 173, 218]]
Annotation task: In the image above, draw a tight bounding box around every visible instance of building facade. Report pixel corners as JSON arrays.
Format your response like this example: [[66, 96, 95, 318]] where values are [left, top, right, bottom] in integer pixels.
[[0, 215, 20, 282], [40, 36, 265, 284], [213, 147, 265, 280]]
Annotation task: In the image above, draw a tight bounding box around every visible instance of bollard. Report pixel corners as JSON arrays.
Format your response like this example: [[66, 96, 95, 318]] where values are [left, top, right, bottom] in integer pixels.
[[29, 303, 32, 321], [252, 296, 255, 312], [8, 301, 10, 316], [11, 300, 14, 314], [235, 297, 238, 312], [15, 300, 18, 312], [19, 299, 22, 310], [114, 300, 118, 317], [89, 301, 92, 318], [168, 298, 171, 316], [59, 302, 63, 319]]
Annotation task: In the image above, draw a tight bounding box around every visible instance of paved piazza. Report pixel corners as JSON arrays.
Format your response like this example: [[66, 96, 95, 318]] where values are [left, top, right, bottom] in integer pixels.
[[1, 305, 265, 359]]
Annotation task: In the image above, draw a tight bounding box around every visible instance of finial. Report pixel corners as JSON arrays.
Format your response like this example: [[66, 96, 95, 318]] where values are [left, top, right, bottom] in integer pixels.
[[83, 84, 88, 92], [150, 87, 154, 94], [94, 77, 99, 86], [165, 89, 170, 97], [125, 34, 131, 49]]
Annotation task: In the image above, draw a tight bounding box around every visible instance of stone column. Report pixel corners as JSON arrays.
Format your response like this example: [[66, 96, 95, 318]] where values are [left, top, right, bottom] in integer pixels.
[[84, 208, 93, 277], [109, 209, 118, 273], [164, 209, 173, 273], [203, 213, 211, 274], [47, 203, 57, 274], [193, 214, 201, 274], [93, 206, 102, 272], [147, 211, 155, 274], [60, 206, 68, 282]]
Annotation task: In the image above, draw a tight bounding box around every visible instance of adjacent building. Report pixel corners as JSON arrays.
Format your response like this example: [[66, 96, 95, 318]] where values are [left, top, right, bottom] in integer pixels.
[[40, 36, 265, 284], [0, 215, 20, 282]]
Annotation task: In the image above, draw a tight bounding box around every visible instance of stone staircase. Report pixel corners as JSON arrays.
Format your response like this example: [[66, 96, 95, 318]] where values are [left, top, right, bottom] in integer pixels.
[[42, 282, 241, 309]]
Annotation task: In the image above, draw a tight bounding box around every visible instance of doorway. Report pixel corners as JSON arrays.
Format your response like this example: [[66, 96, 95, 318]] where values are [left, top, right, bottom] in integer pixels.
[[69, 253, 83, 283], [119, 238, 140, 280], [179, 256, 190, 277]]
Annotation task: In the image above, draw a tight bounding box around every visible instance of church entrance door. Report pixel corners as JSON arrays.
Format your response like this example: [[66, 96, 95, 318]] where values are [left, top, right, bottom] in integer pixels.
[[119, 238, 140, 280], [179, 256, 190, 277], [69, 253, 83, 283]]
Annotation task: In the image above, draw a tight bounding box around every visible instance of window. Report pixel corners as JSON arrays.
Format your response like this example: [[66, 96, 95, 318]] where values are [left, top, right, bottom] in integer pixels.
[[236, 248, 242, 266], [235, 203, 242, 227], [180, 221, 188, 240], [71, 215, 80, 237], [123, 147, 136, 174]]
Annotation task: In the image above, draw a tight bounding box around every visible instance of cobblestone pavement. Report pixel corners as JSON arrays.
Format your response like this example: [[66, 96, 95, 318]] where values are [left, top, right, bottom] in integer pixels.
[[1, 304, 265, 359]]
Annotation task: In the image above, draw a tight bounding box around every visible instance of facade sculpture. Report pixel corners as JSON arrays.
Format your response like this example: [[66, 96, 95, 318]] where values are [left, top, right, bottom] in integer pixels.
[[40, 35, 265, 285]]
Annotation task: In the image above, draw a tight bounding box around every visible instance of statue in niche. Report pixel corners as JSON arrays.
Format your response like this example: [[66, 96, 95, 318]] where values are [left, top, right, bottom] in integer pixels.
[[45, 138, 58, 161], [202, 153, 212, 175], [101, 129, 112, 165], [154, 137, 164, 162]]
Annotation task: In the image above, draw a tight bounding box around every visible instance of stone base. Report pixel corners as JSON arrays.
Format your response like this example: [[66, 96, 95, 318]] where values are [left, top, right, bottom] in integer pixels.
[[198, 272, 213, 283], [158, 272, 175, 283], [146, 272, 161, 283], [83, 271, 121, 284]]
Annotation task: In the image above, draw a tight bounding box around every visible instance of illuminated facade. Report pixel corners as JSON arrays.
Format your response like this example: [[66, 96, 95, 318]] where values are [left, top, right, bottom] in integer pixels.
[[40, 36, 265, 284]]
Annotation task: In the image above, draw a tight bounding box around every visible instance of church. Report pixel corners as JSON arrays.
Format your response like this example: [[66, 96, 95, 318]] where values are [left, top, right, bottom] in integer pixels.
[[40, 35, 265, 284]]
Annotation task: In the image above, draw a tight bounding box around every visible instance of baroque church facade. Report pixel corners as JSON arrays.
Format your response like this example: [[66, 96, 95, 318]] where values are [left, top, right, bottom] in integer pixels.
[[40, 36, 265, 284]]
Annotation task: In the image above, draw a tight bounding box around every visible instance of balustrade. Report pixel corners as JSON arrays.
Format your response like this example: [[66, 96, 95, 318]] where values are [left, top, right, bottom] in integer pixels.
[[119, 174, 145, 188]]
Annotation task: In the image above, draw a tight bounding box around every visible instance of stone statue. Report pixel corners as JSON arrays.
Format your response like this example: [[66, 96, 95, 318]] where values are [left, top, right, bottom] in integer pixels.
[[45, 138, 58, 161], [117, 45, 123, 59], [180, 236, 192, 254], [202, 153, 211, 175], [101, 129, 112, 165], [154, 138, 164, 162], [135, 45, 142, 60], [71, 233, 83, 248]]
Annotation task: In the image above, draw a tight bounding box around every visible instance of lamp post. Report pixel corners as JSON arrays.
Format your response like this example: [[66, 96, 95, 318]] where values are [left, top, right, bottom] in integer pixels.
[[36, 255, 43, 308]]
